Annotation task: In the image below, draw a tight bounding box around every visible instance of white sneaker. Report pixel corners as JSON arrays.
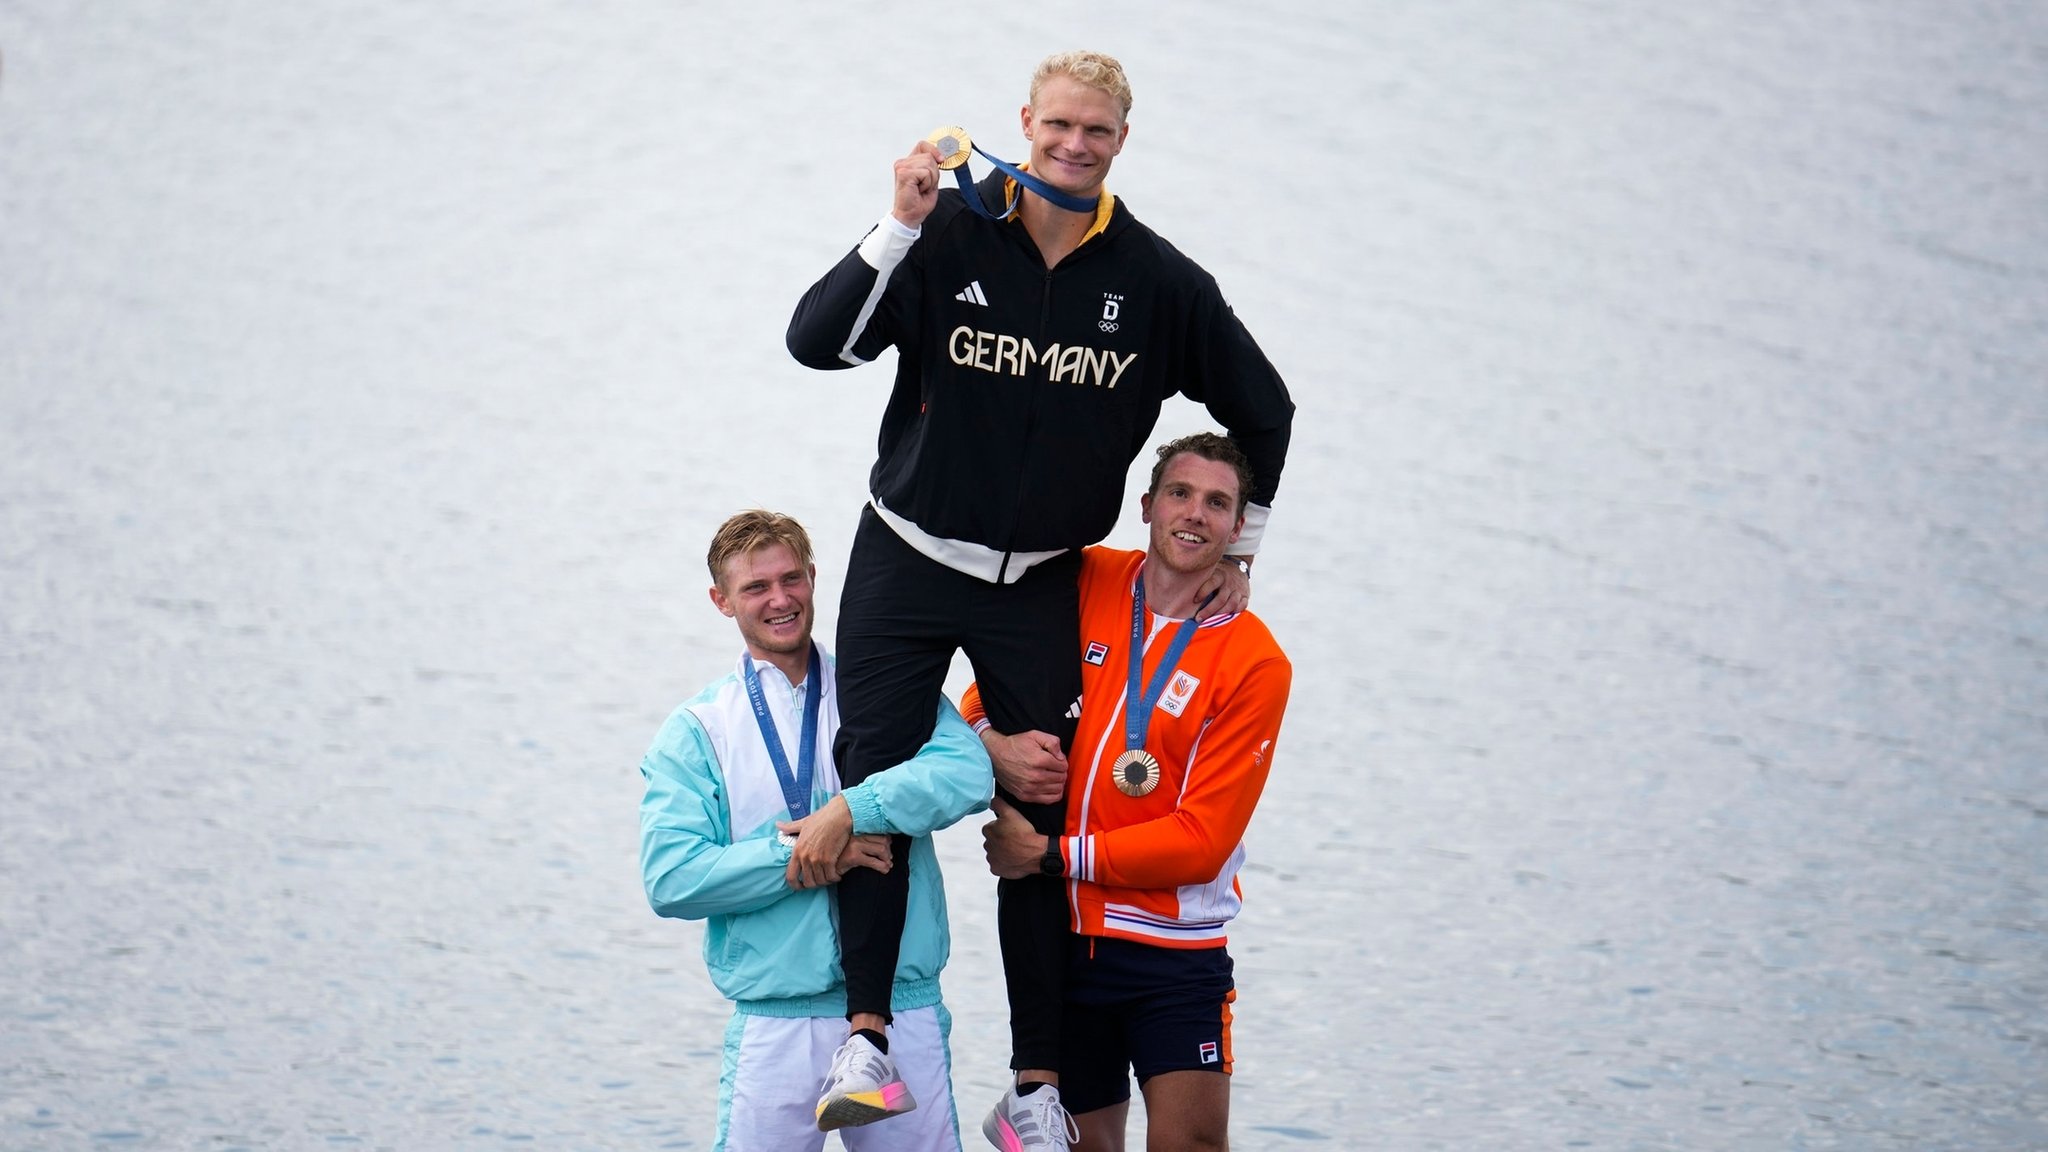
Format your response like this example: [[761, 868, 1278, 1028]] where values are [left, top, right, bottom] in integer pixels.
[[815, 1033, 916, 1131], [982, 1083, 1078, 1151]]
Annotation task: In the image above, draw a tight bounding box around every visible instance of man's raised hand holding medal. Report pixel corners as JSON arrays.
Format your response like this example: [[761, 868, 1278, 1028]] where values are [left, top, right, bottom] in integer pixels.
[[890, 137, 945, 230]]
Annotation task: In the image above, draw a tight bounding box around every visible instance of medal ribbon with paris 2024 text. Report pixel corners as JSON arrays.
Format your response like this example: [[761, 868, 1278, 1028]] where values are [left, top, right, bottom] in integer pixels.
[[741, 643, 822, 820], [1124, 569, 1216, 762]]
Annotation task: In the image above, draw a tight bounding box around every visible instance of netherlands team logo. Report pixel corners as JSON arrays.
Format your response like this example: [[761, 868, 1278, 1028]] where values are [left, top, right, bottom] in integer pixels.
[[1158, 670, 1200, 717]]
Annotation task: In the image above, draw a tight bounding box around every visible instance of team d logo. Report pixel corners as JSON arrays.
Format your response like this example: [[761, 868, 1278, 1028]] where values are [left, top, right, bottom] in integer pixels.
[[1099, 292, 1123, 333]]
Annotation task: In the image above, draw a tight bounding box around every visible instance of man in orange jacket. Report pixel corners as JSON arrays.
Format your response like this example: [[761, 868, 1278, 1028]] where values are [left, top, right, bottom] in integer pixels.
[[971, 431, 1292, 1151]]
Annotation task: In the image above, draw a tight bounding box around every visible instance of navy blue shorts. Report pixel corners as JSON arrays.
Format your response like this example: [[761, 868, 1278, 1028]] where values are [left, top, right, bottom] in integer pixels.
[[1057, 935, 1235, 1116]]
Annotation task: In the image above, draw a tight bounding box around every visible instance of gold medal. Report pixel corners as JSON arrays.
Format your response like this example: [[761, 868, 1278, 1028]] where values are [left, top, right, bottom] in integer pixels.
[[1111, 749, 1161, 797], [925, 125, 973, 170]]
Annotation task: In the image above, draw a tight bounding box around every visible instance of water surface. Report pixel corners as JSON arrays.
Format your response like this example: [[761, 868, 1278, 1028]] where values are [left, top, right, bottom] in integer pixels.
[[2, 1, 2043, 1148]]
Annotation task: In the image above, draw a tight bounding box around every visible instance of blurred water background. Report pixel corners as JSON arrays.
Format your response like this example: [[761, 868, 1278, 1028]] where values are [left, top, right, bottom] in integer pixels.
[[2, 1, 2044, 1148]]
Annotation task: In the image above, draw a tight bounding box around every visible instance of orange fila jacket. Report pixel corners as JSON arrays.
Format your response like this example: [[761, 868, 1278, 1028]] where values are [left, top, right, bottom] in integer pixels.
[[964, 545, 1291, 948]]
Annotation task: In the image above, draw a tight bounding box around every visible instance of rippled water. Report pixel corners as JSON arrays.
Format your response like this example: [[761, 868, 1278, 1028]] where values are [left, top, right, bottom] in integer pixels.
[[3, 1, 2043, 1148]]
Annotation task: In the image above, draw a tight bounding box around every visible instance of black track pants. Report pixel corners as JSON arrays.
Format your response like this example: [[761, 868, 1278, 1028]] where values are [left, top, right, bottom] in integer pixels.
[[833, 506, 1079, 1071]]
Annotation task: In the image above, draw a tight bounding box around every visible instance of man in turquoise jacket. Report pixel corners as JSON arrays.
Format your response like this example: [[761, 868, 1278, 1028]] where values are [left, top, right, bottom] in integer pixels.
[[639, 509, 992, 1151]]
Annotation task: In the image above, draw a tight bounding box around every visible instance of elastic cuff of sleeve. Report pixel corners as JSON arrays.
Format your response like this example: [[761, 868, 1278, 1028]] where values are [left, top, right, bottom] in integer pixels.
[[857, 213, 920, 269], [970, 717, 992, 734], [1227, 502, 1272, 556], [843, 782, 889, 836]]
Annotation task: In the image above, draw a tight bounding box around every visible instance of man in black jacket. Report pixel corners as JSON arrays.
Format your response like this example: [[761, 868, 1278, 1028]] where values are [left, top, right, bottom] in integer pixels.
[[788, 49, 1294, 1147]]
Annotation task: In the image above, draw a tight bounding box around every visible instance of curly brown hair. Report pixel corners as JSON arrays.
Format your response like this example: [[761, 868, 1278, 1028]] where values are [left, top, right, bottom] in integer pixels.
[[1147, 432, 1253, 515]]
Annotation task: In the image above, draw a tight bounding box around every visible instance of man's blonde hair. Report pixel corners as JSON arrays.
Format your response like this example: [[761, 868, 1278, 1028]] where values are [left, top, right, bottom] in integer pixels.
[[705, 509, 814, 589], [1030, 50, 1133, 119]]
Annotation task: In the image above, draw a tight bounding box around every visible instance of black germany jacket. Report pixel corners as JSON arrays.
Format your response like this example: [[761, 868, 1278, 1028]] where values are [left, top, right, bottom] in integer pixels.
[[788, 172, 1294, 574]]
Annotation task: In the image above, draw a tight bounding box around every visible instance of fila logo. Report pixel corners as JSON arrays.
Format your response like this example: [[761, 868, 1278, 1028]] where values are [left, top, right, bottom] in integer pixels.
[[1099, 291, 1123, 333], [1084, 641, 1109, 666], [1199, 1041, 1219, 1064], [1158, 670, 1200, 718], [955, 280, 989, 306]]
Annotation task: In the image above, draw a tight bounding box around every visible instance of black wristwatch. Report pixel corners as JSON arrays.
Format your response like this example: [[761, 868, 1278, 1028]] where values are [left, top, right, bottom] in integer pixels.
[[1229, 555, 1251, 577], [1039, 841, 1064, 877]]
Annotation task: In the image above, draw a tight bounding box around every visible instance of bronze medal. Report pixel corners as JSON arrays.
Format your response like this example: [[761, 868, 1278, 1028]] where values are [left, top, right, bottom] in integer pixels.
[[1111, 748, 1161, 797], [925, 125, 973, 170]]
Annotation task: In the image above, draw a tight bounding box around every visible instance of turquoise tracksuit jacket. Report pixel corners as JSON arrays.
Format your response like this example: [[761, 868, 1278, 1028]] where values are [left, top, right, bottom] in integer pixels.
[[638, 649, 992, 1016]]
